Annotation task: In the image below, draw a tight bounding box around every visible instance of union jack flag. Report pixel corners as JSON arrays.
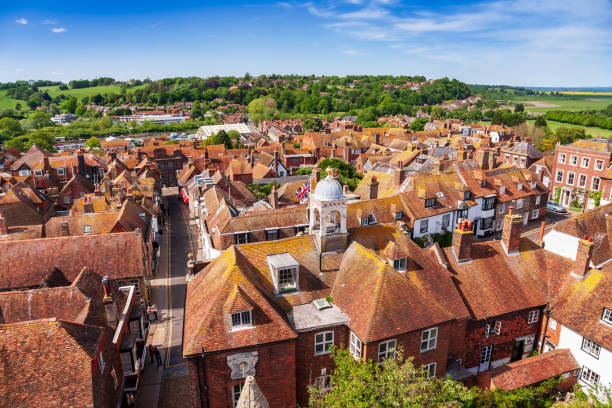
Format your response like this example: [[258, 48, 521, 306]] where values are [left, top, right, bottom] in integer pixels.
[[296, 180, 311, 203]]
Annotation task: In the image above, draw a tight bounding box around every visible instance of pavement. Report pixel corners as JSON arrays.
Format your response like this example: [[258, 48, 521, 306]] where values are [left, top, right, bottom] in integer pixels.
[[134, 194, 197, 408]]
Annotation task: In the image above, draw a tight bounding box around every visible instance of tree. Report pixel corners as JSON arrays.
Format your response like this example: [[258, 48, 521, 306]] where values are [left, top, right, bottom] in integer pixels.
[[85, 136, 101, 148], [191, 100, 202, 119], [0, 117, 24, 141], [248, 97, 277, 124], [410, 118, 428, 132], [164, 140, 179, 145], [514, 103, 525, 112], [304, 116, 323, 132], [205, 130, 233, 149], [62, 97, 78, 114], [534, 116, 547, 127], [23, 111, 53, 130]]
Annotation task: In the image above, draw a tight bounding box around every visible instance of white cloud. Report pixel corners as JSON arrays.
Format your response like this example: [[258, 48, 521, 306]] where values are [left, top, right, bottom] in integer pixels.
[[42, 19, 56, 25], [51, 27, 67, 33], [342, 49, 364, 55], [15, 18, 27, 25], [277, 2, 293, 8]]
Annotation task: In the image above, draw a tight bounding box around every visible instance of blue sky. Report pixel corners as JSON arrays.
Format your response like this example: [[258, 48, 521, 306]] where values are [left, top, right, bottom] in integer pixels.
[[1, 0, 611, 86]]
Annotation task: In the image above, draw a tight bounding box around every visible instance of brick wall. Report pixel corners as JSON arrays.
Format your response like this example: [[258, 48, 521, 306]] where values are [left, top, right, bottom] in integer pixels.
[[295, 326, 348, 407]]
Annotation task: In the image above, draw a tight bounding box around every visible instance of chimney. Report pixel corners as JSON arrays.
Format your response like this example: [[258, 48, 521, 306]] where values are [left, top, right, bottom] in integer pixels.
[[452, 219, 473, 262], [77, 153, 86, 176], [536, 221, 546, 247], [270, 185, 278, 209], [83, 195, 94, 214], [43, 154, 51, 171], [476, 150, 490, 170], [501, 206, 523, 255], [375, 131, 380, 145], [433, 159, 442, 174], [102, 276, 118, 329], [457, 148, 467, 161], [572, 236, 596, 279], [0, 212, 7, 235], [368, 176, 379, 200], [60, 221, 70, 236], [393, 168, 402, 186], [273, 151, 279, 176]]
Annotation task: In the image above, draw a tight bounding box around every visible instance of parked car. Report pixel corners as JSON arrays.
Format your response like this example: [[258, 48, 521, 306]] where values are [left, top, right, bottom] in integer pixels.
[[547, 200, 567, 213]]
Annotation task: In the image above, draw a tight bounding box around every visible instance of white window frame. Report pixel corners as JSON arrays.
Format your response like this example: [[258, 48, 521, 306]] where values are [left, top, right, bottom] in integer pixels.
[[548, 318, 558, 331], [592, 177, 600, 191], [531, 209, 539, 219], [64, 196, 71, 204], [425, 198, 436, 208], [520, 157, 526, 167], [419, 219, 428, 234], [232, 383, 243, 407], [378, 339, 397, 363], [314, 331, 334, 356], [581, 157, 590, 169], [393, 257, 407, 271], [499, 185, 506, 194], [84, 225, 91, 234], [555, 170, 563, 183], [57, 167, 65, 176], [578, 174, 587, 188], [569, 155, 577, 166], [581, 338, 601, 359], [442, 213, 450, 227], [350, 331, 362, 360], [602, 308, 612, 325], [558, 153, 566, 164], [528, 310, 539, 324], [595, 160, 604, 171], [424, 362, 437, 378], [18, 169, 30, 176], [581, 366, 600, 388], [420, 327, 438, 352], [278, 267, 297, 292], [34, 169, 43, 177], [516, 199, 523, 209], [498, 203, 505, 214], [535, 195, 541, 206], [567, 172, 575, 185], [234, 233, 248, 245], [230, 310, 252, 330]]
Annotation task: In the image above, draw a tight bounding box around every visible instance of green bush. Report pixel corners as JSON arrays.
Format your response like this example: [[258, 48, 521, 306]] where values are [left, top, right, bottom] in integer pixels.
[[413, 237, 425, 248]]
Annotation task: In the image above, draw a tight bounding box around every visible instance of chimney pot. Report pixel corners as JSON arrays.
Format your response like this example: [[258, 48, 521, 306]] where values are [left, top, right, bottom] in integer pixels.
[[453, 219, 473, 262], [572, 237, 596, 278]]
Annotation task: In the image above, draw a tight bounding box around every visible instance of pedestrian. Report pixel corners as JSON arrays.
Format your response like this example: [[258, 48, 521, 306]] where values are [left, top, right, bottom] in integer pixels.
[[154, 347, 162, 367], [148, 344, 155, 364]]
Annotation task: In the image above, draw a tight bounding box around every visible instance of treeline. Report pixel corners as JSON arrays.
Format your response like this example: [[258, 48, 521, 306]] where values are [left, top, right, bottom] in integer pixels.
[[470, 84, 538, 99], [545, 106, 612, 130], [68, 77, 116, 89]]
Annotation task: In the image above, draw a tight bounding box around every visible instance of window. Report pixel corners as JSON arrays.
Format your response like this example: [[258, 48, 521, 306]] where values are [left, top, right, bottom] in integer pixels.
[[442, 213, 450, 228], [513, 156, 518, 165], [574, 369, 581, 377], [485, 321, 501, 337], [34, 170, 43, 177], [361, 214, 376, 226], [231, 311, 252, 329], [558, 153, 566, 164], [592, 177, 600, 191], [120, 351, 135, 374], [395, 211, 403, 220], [393, 257, 407, 271], [532, 209, 539, 219], [419, 219, 428, 234], [424, 362, 437, 378], [84, 225, 91, 234], [528, 310, 539, 324], [567, 172, 575, 185], [581, 157, 590, 168], [57, 167, 65, 176], [99, 168, 105, 176], [361, 217, 369, 226], [480, 216, 493, 230], [378, 339, 397, 363], [499, 185, 506, 194], [499, 203, 506, 214], [350, 332, 362, 360], [602, 308, 612, 325], [315, 331, 334, 355], [482, 196, 496, 211], [520, 157, 526, 167], [457, 209, 468, 220], [581, 338, 601, 359], [569, 155, 577, 166], [64, 196, 71, 204], [535, 195, 541, 206], [505, 154, 510, 162], [278, 268, 297, 292], [425, 198, 436, 208], [129, 319, 141, 338], [497, 220, 504, 231], [581, 366, 600, 388], [516, 199, 523, 209], [530, 181, 536, 189], [19, 169, 30, 176], [265, 229, 278, 241], [464, 191, 471, 200], [548, 318, 558, 331], [168, 162, 174, 169], [129, 279, 140, 295], [595, 160, 604, 171], [517, 183, 523, 191], [234, 233, 248, 245], [556, 170, 563, 183], [232, 383, 243, 407], [98, 352, 105, 374], [420, 327, 438, 352], [578, 174, 587, 188]]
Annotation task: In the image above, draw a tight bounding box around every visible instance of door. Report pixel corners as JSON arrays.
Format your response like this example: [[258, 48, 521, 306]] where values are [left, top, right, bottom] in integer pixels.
[[511, 340, 525, 362], [479, 345, 493, 372]]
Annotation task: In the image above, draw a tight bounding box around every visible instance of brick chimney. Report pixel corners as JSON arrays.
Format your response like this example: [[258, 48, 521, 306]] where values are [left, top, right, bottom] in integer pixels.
[[0, 212, 8, 235], [368, 176, 379, 200], [60, 221, 70, 236], [312, 167, 320, 183], [343, 182, 350, 195], [83, 195, 94, 214], [457, 148, 467, 161], [394, 168, 403, 185], [452, 219, 473, 262], [501, 206, 523, 255], [270, 185, 278, 209], [102, 276, 118, 329], [572, 236, 596, 279], [375, 131, 380, 145]]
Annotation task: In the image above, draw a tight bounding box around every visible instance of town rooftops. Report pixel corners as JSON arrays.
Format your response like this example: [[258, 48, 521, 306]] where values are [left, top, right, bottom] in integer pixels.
[[501, 142, 544, 159], [565, 138, 612, 153]]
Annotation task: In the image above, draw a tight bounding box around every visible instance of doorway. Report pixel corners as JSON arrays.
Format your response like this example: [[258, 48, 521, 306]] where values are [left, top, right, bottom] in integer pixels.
[[511, 340, 525, 362], [479, 345, 493, 372]]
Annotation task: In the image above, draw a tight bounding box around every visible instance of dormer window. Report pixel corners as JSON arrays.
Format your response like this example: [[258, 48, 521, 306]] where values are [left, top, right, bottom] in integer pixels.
[[393, 257, 407, 271], [499, 186, 505, 194], [34, 170, 43, 177], [517, 183, 523, 191], [57, 167, 65, 176], [231, 311, 252, 329], [395, 211, 403, 220], [464, 191, 470, 200], [425, 198, 436, 208], [602, 308, 612, 326], [267, 253, 300, 294], [530, 181, 536, 189], [361, 214, 376, 226], [84, 225, 91, 234]]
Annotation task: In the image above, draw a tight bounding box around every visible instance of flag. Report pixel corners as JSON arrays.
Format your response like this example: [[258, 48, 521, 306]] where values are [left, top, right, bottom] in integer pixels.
[[296, 180, 311, 203]]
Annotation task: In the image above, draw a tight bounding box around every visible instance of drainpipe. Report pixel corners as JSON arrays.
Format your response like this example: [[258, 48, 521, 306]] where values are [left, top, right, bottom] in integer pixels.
[[199, 348, 210, 408], [539, 303, 551, 354]]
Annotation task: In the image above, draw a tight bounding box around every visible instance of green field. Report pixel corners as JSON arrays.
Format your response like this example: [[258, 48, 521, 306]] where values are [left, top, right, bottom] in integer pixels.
[[527, 119, 612, 138], [38, 84, 146, 98], [517, 95, 612, 113], [0, 90, 26, 110]]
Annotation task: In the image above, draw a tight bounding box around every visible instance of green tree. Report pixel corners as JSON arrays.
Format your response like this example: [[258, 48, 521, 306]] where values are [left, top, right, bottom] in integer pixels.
[[23, 111, 53, 130], [164, 140, 179, 145], [248, 97, 277, 124], [534, 116, 547, 127], [0, 117, 24, 141], [191, 100, 202, 119], [410, 118, 428, 131], [62, 97, 78, 114], [514, 103, 525, 112], [85, 136, 101, 148], [304, 116, 323, 132]]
